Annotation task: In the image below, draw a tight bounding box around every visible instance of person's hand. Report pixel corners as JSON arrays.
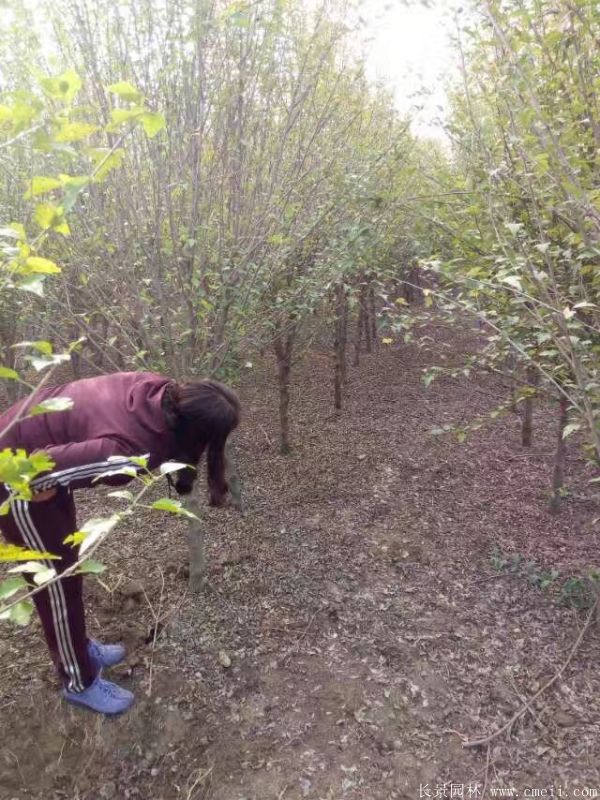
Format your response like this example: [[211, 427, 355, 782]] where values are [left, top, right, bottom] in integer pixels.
[[30, 487, 58, 502]]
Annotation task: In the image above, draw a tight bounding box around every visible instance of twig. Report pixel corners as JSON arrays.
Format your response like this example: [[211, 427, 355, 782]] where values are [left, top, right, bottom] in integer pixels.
[[0, 123, 44, 150], [481, 744, 491, 799], [143, 566, 165, 697], [463, 593, 600, 748], [185, 765, 213, 800], [282, 610, 318, 664], [258, 424, 273, 447], [156, 587, 188, 629]]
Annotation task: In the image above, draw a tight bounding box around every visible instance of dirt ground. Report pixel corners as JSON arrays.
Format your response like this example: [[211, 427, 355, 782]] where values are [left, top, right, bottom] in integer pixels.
[[1, 319, 600, 800]]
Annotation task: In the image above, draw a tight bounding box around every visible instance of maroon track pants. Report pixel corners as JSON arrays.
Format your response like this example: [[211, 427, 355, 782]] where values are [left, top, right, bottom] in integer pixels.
[[0, 487, 96, 691]]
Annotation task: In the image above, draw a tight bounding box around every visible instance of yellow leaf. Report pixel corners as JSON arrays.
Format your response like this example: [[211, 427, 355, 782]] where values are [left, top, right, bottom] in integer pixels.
[[33, 204, 70, 236], [382, 337, 394, 345], [24, 176, 62, 199], [106, 81, 143, 102], [55, 122, 99, 143], [33, 203, 58, 230], [0, 105, 13, 125], [24, 256, 61, 274]]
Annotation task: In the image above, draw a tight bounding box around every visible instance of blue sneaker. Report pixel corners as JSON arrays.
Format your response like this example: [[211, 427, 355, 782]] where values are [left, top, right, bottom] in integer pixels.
[[88, 638, 126, 671], [63, 676, 134, 715]]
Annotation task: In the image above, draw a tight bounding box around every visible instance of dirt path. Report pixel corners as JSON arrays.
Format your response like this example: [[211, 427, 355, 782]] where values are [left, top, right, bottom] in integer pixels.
[[1, 321, 600, 800]]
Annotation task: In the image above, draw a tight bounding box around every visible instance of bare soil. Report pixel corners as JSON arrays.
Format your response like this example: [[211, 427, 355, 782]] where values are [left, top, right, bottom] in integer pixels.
[[1, 320, 600, 800]]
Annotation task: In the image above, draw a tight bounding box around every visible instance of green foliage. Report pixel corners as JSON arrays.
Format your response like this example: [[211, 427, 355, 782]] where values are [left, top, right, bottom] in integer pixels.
[[419, 0, 600, 462], [489, 546, 600, 605], [0, 448, 55, 499], [0, 599, 34, 626], [560, 574, 600, 610], [150, 498, 199, 519]]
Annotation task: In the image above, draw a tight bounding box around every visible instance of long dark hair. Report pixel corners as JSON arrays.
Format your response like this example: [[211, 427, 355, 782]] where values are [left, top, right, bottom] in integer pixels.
[[163, 378, 241, 505]]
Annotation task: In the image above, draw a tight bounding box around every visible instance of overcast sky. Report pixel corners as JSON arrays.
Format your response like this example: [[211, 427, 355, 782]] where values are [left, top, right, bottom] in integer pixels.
[[360, 0, 462, 138]]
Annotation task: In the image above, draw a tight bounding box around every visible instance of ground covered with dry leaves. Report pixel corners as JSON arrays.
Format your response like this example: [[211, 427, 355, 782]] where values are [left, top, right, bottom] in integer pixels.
[[1, 320, 600, 800]]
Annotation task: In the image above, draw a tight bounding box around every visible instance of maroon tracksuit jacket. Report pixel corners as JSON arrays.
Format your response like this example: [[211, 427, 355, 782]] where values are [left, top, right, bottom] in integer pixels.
[[0, 372, 179, 691]]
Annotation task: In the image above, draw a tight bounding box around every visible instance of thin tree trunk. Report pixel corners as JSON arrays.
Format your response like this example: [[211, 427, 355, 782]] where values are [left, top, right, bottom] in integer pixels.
[[549, 396, 569, 514], [521, 365, 538, 447], [340, 286, 348, 386], [184, 497, 204, 592], [361, 284, 371, 354], [507, 353, 518, 413], [402, 271, 413, 304], [273, 328, 294, 455], [354, 300, 364, 367], [368, 283, 377, 346], [333, 283, 348, 411], [225, 440, 243, 512]]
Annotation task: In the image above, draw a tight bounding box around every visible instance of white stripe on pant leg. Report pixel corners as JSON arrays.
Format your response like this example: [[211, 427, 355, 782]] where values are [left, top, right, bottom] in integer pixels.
[[13, 501, 84, 692], [31, 456, 142, 490], [30, 457, 131, 485], [33, 462, 140, 492], [13, 501, 83, 692], [14, 502, 83, 692], [24, 506, 85, 691], [18, 502, 84, 693]]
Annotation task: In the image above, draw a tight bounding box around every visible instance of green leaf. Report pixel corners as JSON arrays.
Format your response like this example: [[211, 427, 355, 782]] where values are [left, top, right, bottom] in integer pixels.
[[108, 106, 144, 127], [92, 466, 137, 482], [106, 81, 143, 102], [501, 275, 522, 291], [0, 367, 19, 380], [0, 576, 28, 600], [77, 559, 106, 575], [106, 489, 134, 501], [86, 148, 125, 182], [32, 567, 57, 585], [63, 532, 85, 546], [0, 104, 13, 125], [0, 223, 26, 240], [159, 461, 190, 476], [14, 340, 53, 354], [562, 423, 580, 440], [430, 427, 447, 436], [33, 203, 70, 235], [8, 560, 49, 574], [505, 222, 523, 236], [68, 514, 120, 555], [39, 69, 81, 103], [24, 176, 63, 199], [18, 276, 45, 297], [34, 203, 59, 230], [151, 498, 198, 519], [30, 396, 74, 416], [55, 122, 99, 143], [140, 112, 165, 138], [125, 455, 149, 469], [58, 174, 90, 189], [24, 256, 61, 274], [1, 600, 34, 626], [26, 352, 70, 372]]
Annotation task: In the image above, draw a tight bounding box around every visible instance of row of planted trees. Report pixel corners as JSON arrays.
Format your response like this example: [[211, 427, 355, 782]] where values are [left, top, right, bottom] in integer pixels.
[[0, 0, 437, 458], [401, 0, 600, 513], [0, 0, 597, 548], [0, 0, 438, 622]]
